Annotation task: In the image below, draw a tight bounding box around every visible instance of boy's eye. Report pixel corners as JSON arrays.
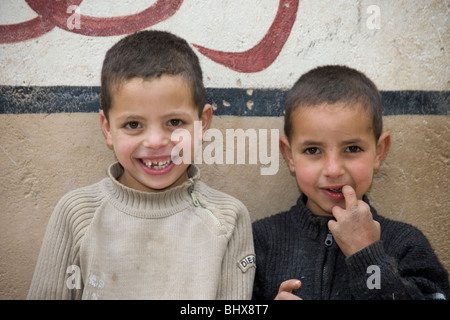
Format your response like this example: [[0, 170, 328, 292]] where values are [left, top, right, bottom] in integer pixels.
[[345, 146, 362, 153], [168, 119, 183, 127], [304, 147, 320, 155], [125, 121, 141, 130]]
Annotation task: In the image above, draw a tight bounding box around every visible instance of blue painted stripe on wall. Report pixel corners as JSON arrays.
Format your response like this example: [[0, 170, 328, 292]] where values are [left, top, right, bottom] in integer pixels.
[[0, 86, 448, 116]]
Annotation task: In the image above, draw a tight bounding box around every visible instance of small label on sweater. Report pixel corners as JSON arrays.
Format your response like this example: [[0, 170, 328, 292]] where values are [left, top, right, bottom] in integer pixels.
[[238, 254, 256, 273]]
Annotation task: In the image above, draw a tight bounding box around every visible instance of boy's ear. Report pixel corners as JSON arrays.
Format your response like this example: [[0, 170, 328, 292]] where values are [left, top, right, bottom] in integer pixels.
[[279, 136, 296, 173], [200, 104, 213, 138], [374, 132, 391, 169], [99, 110, 113, 148]]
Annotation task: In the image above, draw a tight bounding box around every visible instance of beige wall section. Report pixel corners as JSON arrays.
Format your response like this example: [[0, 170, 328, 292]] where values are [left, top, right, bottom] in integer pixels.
[[0, 113, 449, 299]]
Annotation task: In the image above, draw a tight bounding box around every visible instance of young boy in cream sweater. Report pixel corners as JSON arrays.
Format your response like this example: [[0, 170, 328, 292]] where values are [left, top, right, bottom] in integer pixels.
[[28, 30, 255, 300]]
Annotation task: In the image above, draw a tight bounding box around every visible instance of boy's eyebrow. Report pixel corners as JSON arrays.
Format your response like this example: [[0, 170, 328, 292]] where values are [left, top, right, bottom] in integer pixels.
[[116, 114, 146, 122], [163, 110, 195, 118], [115, 110, 195, 122], [340, 138, 364, 145], [300, 140, 324, 146], [299, 138, 364, 146]]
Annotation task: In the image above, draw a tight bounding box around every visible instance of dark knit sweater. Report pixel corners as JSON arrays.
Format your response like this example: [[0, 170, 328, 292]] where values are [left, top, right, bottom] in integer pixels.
[[252, 195, 450, 300]]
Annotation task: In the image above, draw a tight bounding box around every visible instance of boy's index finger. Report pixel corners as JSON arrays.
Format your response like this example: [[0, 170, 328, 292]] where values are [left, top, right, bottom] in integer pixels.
[[342, 185, 358, 210], [278, 279, 301, 293]]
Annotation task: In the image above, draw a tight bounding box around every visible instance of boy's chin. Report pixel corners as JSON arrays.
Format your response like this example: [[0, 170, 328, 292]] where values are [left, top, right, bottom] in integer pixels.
[[305, 201, 334, 217], [145, 171, 190, 192], [306, 197, 346, 217]]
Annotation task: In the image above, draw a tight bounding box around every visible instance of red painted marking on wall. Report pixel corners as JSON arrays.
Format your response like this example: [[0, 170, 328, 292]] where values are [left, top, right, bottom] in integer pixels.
[[0, 0, 57, 43], [37, 0, 183, 37], [0, 0, 182, 41], [0, 0, 298, 73], [192, 0, 299, 73]]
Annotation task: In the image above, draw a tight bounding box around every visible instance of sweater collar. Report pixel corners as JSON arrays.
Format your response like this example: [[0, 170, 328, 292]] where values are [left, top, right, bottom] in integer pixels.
[[289, 194, 331, 239], [101, 162, 200, 219], [289, 194, 376, 239]]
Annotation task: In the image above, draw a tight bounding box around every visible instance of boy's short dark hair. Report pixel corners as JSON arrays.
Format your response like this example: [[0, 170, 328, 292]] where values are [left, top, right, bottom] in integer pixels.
[[284, 65, 383, 142], [101, 30, 205, 119]]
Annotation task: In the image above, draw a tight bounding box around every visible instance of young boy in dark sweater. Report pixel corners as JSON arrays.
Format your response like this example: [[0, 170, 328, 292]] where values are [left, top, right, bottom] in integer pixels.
[[252, 65, 450, 300]]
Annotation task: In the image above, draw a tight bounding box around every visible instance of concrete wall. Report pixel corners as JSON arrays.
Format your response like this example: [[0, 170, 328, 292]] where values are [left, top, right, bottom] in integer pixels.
[[0, 0, 448, 299]]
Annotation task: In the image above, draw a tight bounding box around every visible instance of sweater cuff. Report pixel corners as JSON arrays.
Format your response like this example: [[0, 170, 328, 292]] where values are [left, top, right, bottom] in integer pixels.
[[345, 240, 387, 275]]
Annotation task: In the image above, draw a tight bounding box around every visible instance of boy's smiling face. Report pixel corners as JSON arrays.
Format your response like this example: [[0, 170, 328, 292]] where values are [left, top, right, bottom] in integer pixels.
[[100, 75, 211, 192], [280, 103, 390, 216]]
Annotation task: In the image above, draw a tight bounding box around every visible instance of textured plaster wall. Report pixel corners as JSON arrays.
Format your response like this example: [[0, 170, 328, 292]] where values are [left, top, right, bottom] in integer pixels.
[[0, 0, 449, 299]]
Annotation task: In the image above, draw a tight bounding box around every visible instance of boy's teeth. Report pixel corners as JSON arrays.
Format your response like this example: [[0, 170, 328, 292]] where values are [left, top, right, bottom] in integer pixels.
[[142, 159, 172, 170], [329, 188, 342, 192]]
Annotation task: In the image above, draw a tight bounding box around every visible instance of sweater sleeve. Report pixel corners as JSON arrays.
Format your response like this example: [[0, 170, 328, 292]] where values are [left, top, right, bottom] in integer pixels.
[[27, 185, 100, 300], [215, 199, 256, 300], [345, 224, 450, 300]]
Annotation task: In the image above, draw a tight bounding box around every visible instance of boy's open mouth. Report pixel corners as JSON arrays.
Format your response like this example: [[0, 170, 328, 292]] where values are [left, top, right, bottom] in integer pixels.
[[141, 159, 173, 170], [321, 186, 345, 200]]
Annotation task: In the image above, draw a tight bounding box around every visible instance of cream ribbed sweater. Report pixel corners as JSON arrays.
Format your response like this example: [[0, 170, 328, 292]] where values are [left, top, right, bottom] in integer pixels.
[[27, 163, 255, 300]]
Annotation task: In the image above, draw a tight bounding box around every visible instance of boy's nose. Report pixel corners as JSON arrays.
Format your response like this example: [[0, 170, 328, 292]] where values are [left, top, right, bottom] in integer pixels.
[[142, 128, 170, 149], [323, 154, 345, 178]]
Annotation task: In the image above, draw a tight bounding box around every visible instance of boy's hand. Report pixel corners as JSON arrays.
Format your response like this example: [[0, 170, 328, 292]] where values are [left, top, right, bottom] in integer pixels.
[[328, 185, 380, 257], [274, 279, 303, 300]]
